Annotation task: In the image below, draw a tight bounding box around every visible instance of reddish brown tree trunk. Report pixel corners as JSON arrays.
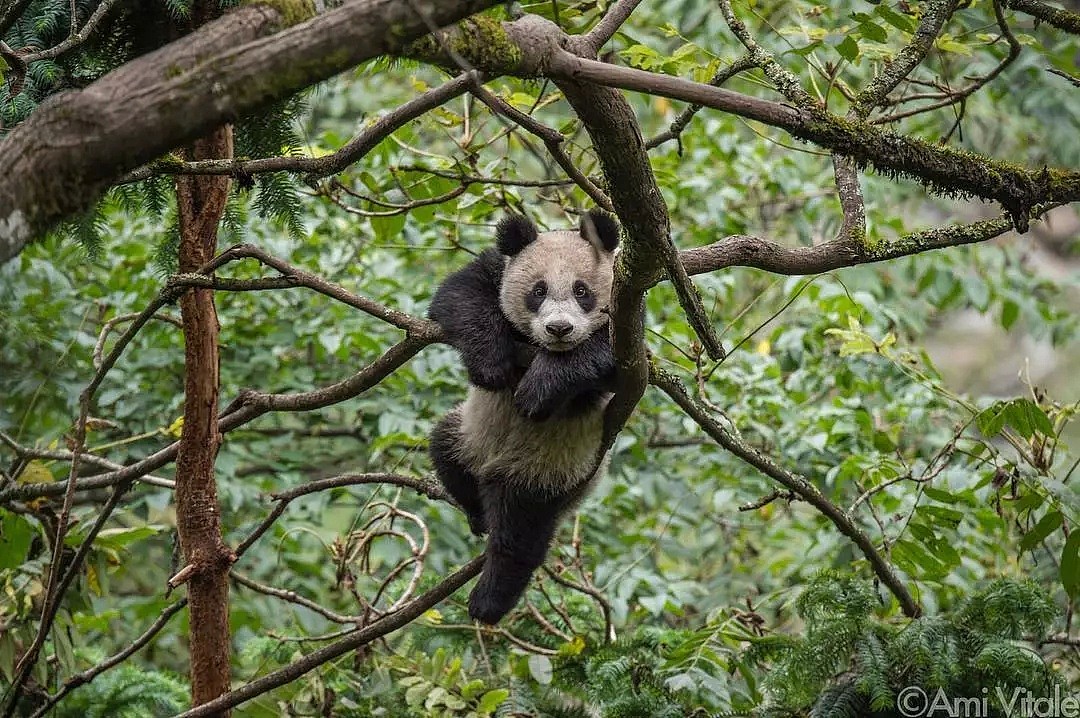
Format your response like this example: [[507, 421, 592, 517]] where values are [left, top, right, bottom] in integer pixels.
[[175, 124, 234, 714]]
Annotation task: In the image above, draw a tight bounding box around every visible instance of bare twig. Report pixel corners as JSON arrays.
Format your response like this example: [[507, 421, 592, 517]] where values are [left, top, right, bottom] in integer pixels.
[[18, 0, 123, 63], [1046, 66, 1080, 88], [120, 72, 479, 184], [853, 0, 961, 117], [232, 571, 363, 624], [93, 311, 181, 368], [468, 83, 612, 210], [874, 0, 1021, 125], [391, 163, 579, 188], [645, 54, 755, 151], [738, 489, 799, 512], [582, 0, 646, 53]]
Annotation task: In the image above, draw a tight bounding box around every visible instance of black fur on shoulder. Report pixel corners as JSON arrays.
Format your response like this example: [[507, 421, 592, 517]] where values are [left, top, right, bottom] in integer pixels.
[[428, 249, 531, 391], [579, 208, 620, 253], [495, 214, 538, 256]]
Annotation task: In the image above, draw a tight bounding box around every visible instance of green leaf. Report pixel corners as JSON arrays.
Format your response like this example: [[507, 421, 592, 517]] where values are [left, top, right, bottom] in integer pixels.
[[975, 401, 1010, 437], [478, 689, 509, 715], [1019, 511, 1063, 553], [876, 4, 916, 33], [528, 654, 553, 685], [936, 36, 973, 55], [835, 35, 860, 63], [94, 525, 165, 550], [923, 487, 962, 504], [0, 512, 34, 570], [1001, 299, 1020, 330], [858, 21, 888, 43], [1061, 531, 1080, 600]]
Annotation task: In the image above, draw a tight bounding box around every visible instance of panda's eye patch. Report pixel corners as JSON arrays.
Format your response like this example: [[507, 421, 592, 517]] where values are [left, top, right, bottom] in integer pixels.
[[572, 281, 589, 298], [532, 281, 548, 298]]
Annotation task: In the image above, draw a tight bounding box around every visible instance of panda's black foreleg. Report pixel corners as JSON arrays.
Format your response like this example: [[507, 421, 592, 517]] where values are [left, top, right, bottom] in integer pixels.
[[429, 412, 487, 536], [429, 250, 530, 391], [468, 480, 587, 624], [513, 330, 616, 420]]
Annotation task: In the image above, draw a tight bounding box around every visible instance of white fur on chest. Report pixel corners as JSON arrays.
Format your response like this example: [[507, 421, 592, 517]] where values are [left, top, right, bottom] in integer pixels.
[[455, 388, 610, 491]]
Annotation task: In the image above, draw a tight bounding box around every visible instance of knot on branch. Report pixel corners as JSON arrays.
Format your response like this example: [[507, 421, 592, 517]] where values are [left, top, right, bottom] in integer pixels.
[[167, 544, 236, 589]]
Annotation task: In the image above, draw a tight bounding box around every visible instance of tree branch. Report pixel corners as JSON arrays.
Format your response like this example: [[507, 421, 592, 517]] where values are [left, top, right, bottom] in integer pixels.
[[171, 556, 485, 718], [1008, 0, 1080, 34], [120, 72, 478, 184], [649, 366, 921, 618], [0, 0, 501, 263], [17, 0, 123, 63], [666, 203, 1060, 281], [582, 0, 645, 53]]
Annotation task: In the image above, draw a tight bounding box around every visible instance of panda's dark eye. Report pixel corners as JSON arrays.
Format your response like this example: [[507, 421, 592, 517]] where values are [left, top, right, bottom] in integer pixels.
[[532, 281, 547, 298], [573, 281, 589, 298]]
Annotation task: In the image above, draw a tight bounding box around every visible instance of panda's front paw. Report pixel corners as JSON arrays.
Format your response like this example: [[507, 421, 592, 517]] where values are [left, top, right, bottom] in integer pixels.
[[513, 379, 555, 421], [467, 355, 522, 391]]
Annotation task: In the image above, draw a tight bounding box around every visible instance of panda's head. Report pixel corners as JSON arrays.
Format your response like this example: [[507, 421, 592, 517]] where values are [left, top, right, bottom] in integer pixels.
[[496, 209, 620, 352]]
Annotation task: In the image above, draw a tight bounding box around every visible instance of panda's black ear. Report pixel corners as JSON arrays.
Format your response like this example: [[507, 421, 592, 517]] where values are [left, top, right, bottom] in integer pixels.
[[580, 208, 620, 253], [495, 214, 538, 256]]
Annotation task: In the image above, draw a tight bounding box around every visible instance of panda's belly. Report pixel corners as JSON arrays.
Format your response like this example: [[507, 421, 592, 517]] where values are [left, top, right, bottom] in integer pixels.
[[457, 387, 609, 491]]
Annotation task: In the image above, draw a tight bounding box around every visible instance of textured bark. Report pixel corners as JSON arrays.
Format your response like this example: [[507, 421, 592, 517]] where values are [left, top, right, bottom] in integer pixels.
[[175, 125, 234, 713], [0, 0, 499, 264]]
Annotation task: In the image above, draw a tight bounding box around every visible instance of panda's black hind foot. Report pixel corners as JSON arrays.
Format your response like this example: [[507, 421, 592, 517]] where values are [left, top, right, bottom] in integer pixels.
[[466, 512, 488, 537], [467, 572, 519, 625]]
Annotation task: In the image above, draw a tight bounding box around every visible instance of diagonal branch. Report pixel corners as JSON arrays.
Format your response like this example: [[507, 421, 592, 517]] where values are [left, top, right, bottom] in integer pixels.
[[650, 366, 921, 618], [17, 0, 124, 63], [171, 556, 486, 718], [120, 72, 478, 184], [582, 0, 646, 54], [467, 82, 612, 210]]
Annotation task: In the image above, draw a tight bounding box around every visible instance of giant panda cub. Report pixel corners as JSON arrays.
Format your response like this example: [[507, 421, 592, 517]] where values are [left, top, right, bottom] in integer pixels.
[[428, 208, 620, 624]]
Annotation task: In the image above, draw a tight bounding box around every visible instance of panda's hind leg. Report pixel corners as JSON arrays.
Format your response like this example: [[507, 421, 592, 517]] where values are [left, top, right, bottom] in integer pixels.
[[468, 481, 582, 624], [430, 410, 487, 536]]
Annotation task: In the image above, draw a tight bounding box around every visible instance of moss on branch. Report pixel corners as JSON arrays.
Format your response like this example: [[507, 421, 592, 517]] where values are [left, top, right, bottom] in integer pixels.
[[405, 16, 526, 74]]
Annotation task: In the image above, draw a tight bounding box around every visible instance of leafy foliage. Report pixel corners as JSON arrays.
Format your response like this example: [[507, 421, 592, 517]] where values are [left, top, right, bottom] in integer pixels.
[[748, 575, 1064, 715], [1, 0, 1079, 715]]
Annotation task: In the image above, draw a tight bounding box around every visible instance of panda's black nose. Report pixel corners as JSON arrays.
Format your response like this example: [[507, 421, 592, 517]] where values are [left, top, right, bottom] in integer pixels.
[[545, 321, 573, 338]]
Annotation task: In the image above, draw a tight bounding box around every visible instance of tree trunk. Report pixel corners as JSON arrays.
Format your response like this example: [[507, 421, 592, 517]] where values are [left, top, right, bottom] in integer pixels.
[[175, 124, 234, 713]]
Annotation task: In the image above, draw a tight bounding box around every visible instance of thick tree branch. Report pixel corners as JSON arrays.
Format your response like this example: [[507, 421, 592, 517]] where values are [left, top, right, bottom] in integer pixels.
[[650, 366, 921, 618], [667, 203, 1060, 282], [0, 0, 501, 263], [1008, 0, 1080, 34], [545, 53, 1080, 229], [173, 123, 234, 710]]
